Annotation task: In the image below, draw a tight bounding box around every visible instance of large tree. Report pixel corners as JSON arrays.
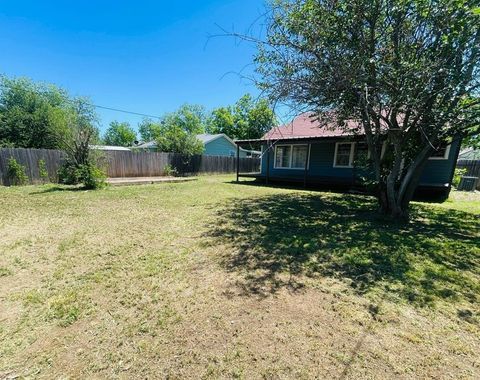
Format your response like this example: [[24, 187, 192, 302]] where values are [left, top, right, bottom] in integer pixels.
[[0, 76, 74, 149], [207, 94, 276, 139], [255, 0, 480, 218], [103, 121, 137, 147]]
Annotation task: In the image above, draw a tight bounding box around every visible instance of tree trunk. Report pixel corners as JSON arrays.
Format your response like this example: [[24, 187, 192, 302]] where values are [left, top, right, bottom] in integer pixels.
[[377, 144, 433, 220]]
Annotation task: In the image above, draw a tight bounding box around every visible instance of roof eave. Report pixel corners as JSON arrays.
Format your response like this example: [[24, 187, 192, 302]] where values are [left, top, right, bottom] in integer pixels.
[[235, 134, 366, 144]]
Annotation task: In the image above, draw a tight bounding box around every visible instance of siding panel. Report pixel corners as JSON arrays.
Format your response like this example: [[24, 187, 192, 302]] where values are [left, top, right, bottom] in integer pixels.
[[204, 137, 238, 157]]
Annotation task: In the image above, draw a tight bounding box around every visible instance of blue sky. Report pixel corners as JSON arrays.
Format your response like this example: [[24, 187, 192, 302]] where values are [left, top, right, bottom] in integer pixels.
[[0, 0, 269, 132]]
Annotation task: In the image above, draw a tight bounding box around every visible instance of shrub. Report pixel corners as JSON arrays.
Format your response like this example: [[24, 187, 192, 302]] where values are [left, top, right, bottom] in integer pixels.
[[78, 163, 106, 189], [38, 159, 49, 183], [452, 168, 468, 189], [58, 161, 79, 185], [6, 157, 28, 186], [163, 164, 178, 177], [58, 161, 106, 189]]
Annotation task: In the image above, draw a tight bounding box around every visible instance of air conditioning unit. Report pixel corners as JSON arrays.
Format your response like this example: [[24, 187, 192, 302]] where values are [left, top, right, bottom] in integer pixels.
[[458, 176, 479, 192]]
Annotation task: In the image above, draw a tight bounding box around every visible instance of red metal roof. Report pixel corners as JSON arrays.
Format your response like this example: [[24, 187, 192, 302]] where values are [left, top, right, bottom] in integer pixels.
[[263, 112, 364, 140]]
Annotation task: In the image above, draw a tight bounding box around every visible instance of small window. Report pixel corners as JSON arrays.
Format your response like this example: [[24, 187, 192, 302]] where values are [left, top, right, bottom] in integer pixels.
[[429, 145, 451, 160], [334, 142, 355, 168], [274, 144, 308, 169]]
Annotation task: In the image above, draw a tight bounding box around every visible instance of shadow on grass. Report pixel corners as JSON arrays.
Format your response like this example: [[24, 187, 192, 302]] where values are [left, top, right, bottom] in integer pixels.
[[207, 192, 480, 309], [29, 185, 86, 195]]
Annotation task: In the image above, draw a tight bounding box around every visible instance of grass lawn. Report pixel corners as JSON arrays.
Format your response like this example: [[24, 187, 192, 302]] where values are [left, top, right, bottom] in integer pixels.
[[0, 176, 479, 379]]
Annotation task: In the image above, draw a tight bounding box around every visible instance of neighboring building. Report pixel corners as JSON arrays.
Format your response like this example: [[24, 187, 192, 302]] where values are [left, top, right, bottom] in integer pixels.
[[89, 145, 131, 151], [196, 134, 259, 158], [135, 133, 260, 158], [235, 113, 461, 199], [458, 148, 480, 160]]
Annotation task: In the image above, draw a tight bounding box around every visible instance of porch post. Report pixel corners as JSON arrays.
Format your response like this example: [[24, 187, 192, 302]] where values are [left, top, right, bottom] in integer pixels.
[[236, 144, 240, 182], [266, 142, 270, 185], [304, 143, 310, 188]]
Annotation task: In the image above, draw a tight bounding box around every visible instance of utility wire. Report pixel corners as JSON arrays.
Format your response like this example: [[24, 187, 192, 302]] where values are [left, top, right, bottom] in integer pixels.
[[88, 103, 162, 119]]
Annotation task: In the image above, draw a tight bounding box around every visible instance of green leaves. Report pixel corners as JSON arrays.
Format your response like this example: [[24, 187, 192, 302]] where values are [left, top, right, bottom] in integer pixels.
[[155, 125, 204, 156], [0, 76, 99, 149], [103, 121, 137, 147], [207, 94, 275, 140]]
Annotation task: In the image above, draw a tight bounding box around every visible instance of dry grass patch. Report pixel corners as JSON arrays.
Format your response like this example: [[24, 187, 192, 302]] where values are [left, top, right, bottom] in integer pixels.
[[0, 176, 479, 379]]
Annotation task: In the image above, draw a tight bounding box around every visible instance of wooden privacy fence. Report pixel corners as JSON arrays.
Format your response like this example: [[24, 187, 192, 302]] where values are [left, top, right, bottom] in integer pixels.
[[0, 148, 65, 185], [456, 159, 480, 189], [0, 147, 260, 185], [103, 150, 260, 177]]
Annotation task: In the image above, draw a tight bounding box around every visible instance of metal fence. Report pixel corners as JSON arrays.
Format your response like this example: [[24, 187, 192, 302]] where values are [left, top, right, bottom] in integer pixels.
[[0, 148, 260, 185]]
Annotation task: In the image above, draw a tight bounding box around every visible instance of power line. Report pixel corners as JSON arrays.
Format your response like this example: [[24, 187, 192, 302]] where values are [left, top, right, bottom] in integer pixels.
[[90, 104, 162, 119]]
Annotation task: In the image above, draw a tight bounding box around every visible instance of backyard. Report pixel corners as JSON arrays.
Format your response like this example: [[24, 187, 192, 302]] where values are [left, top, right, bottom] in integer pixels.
[[0, 175, 479, 379]]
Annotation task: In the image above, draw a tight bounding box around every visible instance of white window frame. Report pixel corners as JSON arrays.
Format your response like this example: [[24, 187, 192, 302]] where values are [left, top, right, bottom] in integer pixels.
[[333, 142, 356, 168], [273, 144, 310, 170], [429, 145, 451, 160]]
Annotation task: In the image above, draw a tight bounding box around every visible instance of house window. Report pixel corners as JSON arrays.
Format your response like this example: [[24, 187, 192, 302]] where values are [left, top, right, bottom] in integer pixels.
[[429, 145, 451, 160], [333, 142, 355, 168], [292, 145, 309, 168], [274, 144, 309, 169]]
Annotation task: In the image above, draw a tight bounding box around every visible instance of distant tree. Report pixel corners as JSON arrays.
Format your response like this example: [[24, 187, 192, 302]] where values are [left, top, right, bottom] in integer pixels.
[[0, 76, 74, 149], [103, 121, 136, 147], [255, 0, 480, 219], [155, 125, 204, 155], [138, 118, 162, 142], [153, 104, 206, 155], [163, 104, 206, 135], [207, 107, 235, 138], [207, 94, 275, 140]]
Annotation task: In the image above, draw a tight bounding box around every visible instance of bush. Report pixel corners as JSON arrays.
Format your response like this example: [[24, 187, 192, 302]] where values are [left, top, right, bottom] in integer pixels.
[[58, 161, 106, 189], [78, 163, 106, 189], [6, 157, 28, 186], [452, 168, 468, 188], [163, 164, 178, 177], [38, 159, 49, 183]]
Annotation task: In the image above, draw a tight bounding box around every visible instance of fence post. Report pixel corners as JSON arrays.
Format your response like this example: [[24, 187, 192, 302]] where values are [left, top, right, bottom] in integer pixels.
[[236, 145, 240, 182]]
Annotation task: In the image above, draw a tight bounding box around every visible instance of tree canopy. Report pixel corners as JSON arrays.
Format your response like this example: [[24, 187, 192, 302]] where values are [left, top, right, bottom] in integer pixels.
[[138, 118, 162, 142], [0, 76, 95, 149], [255, 0, 480, 218], [207, 94, 275, 140], [151, 104, 206, 155], [103, 121, 137, 147]]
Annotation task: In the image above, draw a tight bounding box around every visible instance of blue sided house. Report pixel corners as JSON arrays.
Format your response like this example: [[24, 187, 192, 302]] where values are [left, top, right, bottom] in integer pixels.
[[196, 134, 259, 158], [135, 133, 259, 158], [235, 113, 461, 199]]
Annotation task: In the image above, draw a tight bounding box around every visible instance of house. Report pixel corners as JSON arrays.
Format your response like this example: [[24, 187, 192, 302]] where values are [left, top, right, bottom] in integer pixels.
[[235, 113, 461, 199], [196, 134, 259, 157], [458, 148, 480, 160], [135, 133, 260, 158]]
